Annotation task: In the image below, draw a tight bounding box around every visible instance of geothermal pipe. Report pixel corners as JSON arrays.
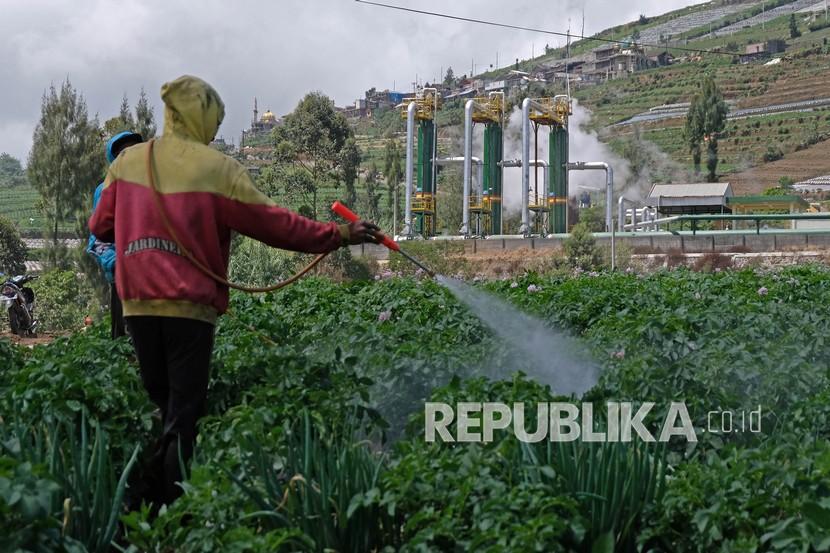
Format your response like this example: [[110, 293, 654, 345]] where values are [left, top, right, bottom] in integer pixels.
[[521, 98, 550, 236], [434, 156, 483, 236], [501, 158, 548, 234], [618, 195, 635, 233], [568, 161, 614, 232], [463, 99, 488, 237], [403, 101, 417, 238]]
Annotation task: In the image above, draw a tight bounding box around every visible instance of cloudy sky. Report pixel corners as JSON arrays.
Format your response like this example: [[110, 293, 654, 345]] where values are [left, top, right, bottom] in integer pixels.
[[1, 0, 705, 162]]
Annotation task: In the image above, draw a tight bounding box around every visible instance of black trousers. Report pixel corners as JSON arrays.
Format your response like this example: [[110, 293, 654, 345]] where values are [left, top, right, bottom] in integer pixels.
[[126, 316, 215, 506], [110, 284, 125, 339]]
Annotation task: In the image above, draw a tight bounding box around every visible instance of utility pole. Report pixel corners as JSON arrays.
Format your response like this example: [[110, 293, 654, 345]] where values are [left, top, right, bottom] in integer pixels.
[[582, 0, 585, 39], [762, 2, 766, 31]]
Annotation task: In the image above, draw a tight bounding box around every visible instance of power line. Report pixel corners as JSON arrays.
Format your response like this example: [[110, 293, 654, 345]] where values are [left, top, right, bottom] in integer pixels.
[[354, 0, 744, 57]]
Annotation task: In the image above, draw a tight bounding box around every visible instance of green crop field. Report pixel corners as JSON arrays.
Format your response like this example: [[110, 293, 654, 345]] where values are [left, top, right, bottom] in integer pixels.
[[5, 266, 830, 551], [0, 184, 77, 235]]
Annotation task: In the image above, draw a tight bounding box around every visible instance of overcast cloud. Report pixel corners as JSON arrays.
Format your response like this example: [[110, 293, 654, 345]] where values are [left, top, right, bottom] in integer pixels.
[[0, 0, 705, 162]]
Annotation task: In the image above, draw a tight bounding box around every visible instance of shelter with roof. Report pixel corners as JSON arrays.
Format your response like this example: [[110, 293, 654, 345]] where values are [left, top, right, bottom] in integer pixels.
[[646, 183, 733, 215], [727, 194, 810, 230]]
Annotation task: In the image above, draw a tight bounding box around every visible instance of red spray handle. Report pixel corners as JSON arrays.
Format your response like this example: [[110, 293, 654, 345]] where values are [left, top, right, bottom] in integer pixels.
[[331, 201, 400, 251]]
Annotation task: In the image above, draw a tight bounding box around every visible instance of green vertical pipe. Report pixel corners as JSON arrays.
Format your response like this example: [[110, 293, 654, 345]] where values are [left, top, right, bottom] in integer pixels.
[[483, 123, 503, 235], [416, 120, 434, 235], [550, 125, 568, 234], [490, 123, 503, 235]]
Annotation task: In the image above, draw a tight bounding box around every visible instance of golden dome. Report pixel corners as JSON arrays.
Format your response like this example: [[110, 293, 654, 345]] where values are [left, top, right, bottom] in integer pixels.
[[261, 110, 276, 122]]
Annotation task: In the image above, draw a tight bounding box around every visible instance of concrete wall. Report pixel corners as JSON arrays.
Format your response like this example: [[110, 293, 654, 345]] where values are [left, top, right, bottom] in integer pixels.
[[348, 232, 830, 261]]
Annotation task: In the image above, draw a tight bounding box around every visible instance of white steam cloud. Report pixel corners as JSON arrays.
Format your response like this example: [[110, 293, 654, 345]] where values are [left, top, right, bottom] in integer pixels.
[[501, 99, 632, 213]]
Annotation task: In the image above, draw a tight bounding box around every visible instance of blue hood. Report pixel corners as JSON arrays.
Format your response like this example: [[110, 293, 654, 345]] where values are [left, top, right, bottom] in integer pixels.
[[106, 131, 143, 164]]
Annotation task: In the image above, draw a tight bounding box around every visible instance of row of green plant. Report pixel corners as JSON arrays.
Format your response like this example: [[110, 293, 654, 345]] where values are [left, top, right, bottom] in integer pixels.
[[4, 265, 830, 550]]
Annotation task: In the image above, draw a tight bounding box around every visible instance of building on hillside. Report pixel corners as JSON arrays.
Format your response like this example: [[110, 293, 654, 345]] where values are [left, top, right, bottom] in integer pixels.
[[581, 44, 649, 82], [341, 88, 410, 118], [794, 175, 830, 192], [241, 97, 281, 147], [646, 183, 734, 215], [484, 80, 506, 93], [648, 51, 676, 67], [740, 40, 787, 63]]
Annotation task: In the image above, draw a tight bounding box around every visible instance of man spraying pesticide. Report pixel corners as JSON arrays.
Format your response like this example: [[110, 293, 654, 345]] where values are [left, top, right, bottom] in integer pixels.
[[88, 75, 380, 511]]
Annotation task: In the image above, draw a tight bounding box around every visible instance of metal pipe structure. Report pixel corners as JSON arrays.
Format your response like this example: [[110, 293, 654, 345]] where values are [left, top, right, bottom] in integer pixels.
[[402, 101, 417, 238], [521, 98, 549, 236], [436, 156, 483, 237], [501, 158, 548, 233], [426, 88, 439, 207], [463, 100, 477, 237], [618, 195, 639, 232], [568, 161, 614, 232]]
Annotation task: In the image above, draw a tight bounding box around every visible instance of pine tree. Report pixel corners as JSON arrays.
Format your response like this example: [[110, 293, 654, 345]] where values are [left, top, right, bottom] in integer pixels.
[[365, 162, 381, 222], [383, 138, 403, 219], [27, 79, 105, 258], [685, 76, 728, 180], [135, 87, 157, 139], [684, 95, 703, 175], [119, 93, 135, 129], [341, 137, 360, 208], [789, 14, 801, 38]]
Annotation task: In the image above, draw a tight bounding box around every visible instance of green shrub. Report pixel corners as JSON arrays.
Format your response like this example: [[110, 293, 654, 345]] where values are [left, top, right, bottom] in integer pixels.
[[563, 223, 604, 271], [0, 215, 26, 275], [31, 269, 95, 332], [763, 145, 784, 162]]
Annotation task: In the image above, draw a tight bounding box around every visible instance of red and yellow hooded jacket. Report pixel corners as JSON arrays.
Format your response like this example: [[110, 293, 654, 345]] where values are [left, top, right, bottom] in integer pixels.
[[89, 75, 349, 324]]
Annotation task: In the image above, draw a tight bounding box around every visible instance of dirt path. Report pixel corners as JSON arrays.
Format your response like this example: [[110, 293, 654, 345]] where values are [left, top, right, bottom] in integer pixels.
[[1, 330, 66, 346]]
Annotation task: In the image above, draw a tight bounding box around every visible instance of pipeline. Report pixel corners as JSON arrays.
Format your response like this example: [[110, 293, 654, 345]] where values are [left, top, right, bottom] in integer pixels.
[[402, 101, 417, 238], [567, 161, 614, 232], [521, 99, 548, 235], [436, 155, 483, 237]]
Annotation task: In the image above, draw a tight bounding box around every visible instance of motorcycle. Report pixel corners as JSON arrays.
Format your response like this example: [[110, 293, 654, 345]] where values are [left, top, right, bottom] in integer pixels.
[[1, 274, 38, 337]]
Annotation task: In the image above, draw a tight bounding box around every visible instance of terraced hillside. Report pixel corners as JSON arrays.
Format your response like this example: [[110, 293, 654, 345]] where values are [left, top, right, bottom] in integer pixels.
[[572, 8, 830, 193]]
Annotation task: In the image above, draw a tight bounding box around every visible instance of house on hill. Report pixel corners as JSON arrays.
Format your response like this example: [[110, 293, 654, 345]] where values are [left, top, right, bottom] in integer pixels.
[[582, 44, 649, 82], [740, 40, 787, 63]]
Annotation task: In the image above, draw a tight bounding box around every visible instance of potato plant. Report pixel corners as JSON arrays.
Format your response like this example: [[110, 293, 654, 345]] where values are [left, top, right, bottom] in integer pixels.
[[3, 267, 830, 551]]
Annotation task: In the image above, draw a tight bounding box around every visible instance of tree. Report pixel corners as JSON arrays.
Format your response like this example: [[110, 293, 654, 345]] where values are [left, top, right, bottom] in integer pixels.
[[135, 87, 157, 139], [103, 89, 156, 139], [270, 92, 357, 219], [340, 137, 361, 207], [28, 79, 105, 249], [383, 138, 403, 220], [0, 153, 26, 187], [789, 14, 801, 38], [0, 215, 27, 275], [632, 28, 641, 42], [443, 67, 455, 88], [684, 95, 704, 174], [118, 93, 135, 129], [364, 162, 381, 222], [685, 76, 728, 180]]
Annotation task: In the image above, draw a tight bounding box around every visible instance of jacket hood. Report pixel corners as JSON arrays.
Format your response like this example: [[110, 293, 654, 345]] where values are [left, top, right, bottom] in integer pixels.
[[106, 131, 143, 164], [160, 75, 225, 145]]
